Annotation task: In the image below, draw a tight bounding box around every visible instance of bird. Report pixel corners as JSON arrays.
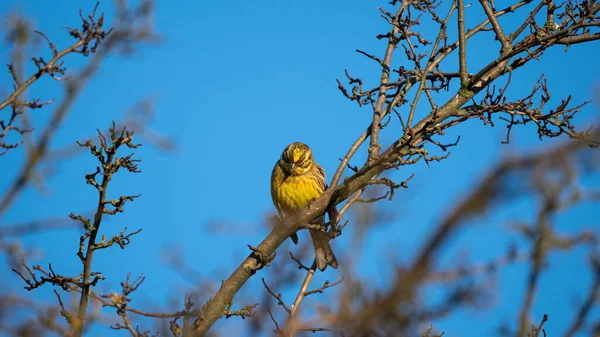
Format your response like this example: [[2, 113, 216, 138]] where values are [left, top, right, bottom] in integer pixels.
[[270, 142, 339, 271]]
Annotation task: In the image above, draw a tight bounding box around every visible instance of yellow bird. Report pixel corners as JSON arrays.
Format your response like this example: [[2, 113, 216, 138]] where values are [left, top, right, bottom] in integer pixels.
[[270, 142, 338, 271]]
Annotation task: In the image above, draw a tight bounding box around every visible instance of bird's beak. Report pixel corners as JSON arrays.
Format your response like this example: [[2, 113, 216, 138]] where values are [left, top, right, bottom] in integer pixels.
[[289, 163, 297, 173]]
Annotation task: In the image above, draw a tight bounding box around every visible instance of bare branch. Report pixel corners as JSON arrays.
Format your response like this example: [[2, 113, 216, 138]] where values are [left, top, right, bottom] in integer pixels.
[[457, 0, 468, 85]]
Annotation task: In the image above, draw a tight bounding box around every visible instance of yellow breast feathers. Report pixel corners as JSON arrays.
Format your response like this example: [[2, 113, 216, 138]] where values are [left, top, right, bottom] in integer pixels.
[[271, 163, 326, 215]]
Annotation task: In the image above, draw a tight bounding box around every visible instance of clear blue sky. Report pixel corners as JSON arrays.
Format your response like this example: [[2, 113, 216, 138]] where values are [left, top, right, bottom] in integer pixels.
[[1, 1, 599, 336]]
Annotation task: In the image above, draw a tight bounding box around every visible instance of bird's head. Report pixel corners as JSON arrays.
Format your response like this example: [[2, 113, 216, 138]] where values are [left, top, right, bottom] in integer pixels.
[[278, 142, 314, 176]]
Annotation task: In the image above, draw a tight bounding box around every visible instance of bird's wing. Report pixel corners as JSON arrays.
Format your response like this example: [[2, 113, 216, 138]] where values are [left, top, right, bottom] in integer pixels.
[[315, 163, 339, 224], [271, 161, 286, 217], [314, 162, 327, 192]]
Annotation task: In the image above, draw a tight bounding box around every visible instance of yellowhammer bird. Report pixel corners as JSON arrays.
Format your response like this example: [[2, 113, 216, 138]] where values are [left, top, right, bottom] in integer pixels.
[[270, 142, 338, 271]]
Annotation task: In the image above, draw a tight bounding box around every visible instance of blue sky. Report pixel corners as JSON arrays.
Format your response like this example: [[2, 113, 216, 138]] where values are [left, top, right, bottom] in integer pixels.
[[1, 1, 599, 336]]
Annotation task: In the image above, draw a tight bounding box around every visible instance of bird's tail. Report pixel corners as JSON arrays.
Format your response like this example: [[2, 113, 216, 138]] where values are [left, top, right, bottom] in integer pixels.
[[309, 229, 338, 271]]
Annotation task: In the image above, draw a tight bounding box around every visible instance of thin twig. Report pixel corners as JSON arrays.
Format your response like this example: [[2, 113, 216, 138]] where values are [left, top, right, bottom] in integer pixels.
[[457, 0, 468, 85], [479, 0, 511, 50], [290, 260, 317, 317]]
